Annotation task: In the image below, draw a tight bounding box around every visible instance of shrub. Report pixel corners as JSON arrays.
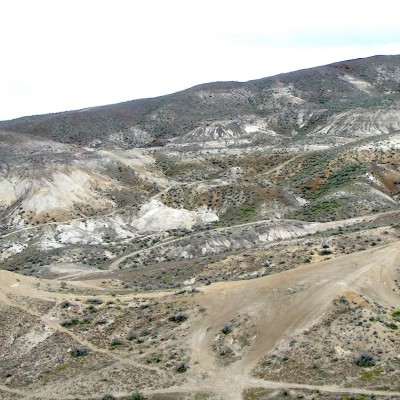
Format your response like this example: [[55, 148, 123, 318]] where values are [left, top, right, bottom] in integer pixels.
[[127, 330, 137, 341], [87, 304, 97, 313], [169, 312, 188, 323], [146, 355, 162, 364], [355, 352, 375, 367], [111, 338, 123, 346], [61, 318, 80, 327], [101, 395, 116, 400], [59, 300, 71, 309], [176, 362, 188, 373], [221, 323, 232, 334], [72, 347, 89, 357], [129, 391, 144, 400], [140, 328, 150, 337], [386, 322, 398, 330], [391, 310, 400, 319], [86, 298, 103, 305], [319, 249, 332, 256], [61, 318, 91, 327]]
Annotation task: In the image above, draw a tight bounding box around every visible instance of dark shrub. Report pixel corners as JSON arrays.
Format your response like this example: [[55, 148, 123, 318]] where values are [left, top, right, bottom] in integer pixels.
[[61, 318, 80, 327], [59, 300, 71, 309], [355, 351, 375, 367], [129, 391, 144, 400], [319, 249, 332, 256], [111, 338, 123, 346], [101, 395, 116, 400], [386, 322, 398, 330], [61, 318, 91, 327], [86, 298, 103, 305], [176, 362, 188, 373], [140, 328, 150, 337], [87, 304, 97, 313], [221, 323, 232, 334], [169, 312, 188, 323], [72, 347, 89, 357]]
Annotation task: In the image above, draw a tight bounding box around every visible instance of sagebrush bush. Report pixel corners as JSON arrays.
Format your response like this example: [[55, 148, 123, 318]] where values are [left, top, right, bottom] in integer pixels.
[[355, 351, 375, 367], [111, 338, 123, 346], [72, 347, 89, 357], [169, 312, 188, 323], [176, 362, 188, 373], [127, 330, 137, 341]]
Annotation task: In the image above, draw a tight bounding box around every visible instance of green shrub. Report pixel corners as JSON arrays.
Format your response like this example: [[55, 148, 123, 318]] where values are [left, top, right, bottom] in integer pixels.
[[391, 310, 400, 318], [129, 390, 144, 400], [386, 322, 398, 330]]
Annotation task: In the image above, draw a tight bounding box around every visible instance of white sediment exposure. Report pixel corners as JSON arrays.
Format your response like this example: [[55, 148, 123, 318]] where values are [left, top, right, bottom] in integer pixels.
[[358, 134, 400, 151], [258, 224, 307, 242], [41, 262, 101, 276], [0, 243, 26, 261], [99, 148, 169, 187], [39, 237, 64, 250], [0, 177, 30, 208], [313, 110, 400, 140], [0, 177, 17, 207], [364, 172, 383, 187], [339, 74, 373, 93], [18, 326, 53, 353], [0, 169, 116, 216], [55, 216, 135, 245], [244, 124, 261, 133], [131, 199, 218, 232]]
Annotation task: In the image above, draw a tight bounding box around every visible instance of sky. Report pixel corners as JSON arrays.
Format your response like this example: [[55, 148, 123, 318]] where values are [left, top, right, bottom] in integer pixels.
[[1, 0, 400, 121]]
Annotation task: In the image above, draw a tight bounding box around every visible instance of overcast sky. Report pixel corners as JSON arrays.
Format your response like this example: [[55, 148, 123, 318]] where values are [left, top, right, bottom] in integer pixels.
[[1, 0, 400, 121]]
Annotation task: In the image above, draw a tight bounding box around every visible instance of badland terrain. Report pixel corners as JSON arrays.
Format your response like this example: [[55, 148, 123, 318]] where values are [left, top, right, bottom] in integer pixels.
[[1, 55, 400, 400]]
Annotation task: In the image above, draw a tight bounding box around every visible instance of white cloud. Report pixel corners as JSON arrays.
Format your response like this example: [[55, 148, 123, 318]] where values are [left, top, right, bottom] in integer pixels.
[[0, 0, 399, 120]]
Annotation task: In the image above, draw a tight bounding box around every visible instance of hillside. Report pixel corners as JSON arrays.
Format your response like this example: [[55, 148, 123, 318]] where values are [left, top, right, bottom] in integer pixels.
[[1, 55, 400, 148], [1, 55, 400, 400]]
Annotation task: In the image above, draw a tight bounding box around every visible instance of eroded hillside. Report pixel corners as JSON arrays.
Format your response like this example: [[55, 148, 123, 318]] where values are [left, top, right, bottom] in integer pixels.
[[1, 55, 400, 400]]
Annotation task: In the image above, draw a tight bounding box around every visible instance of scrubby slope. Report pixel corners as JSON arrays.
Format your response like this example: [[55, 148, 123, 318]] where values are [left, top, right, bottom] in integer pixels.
[[1, 55, 400, 148]]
